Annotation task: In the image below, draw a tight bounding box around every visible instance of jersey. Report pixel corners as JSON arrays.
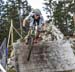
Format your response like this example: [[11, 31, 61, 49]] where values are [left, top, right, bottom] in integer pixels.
[[25, 12, 45, 27]]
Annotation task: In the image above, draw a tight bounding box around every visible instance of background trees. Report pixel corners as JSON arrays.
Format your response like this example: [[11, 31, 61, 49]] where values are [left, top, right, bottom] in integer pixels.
[[44, 0, 75, 36], [0, 0, 31, 44], [0, 0, 75, 44]]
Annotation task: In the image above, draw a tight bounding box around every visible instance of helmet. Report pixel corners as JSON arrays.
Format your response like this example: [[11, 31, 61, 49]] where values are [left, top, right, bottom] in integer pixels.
[[32, 9, 41, 16]]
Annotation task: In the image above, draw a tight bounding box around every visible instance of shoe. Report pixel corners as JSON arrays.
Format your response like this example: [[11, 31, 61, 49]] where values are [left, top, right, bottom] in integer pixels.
[[33, 39, 38, 43], [37, 37, 42, 41]]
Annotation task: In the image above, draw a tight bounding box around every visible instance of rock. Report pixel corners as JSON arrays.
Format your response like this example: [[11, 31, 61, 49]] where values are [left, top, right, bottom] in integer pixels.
[[13, 40, 75, 72], [46, 24, 64, 40]]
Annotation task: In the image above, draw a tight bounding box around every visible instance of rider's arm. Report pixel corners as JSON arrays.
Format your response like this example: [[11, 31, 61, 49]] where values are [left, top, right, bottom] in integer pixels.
[[40, 15, 45, 25], [40, 16, 46, 31], [23, 19, 26, 27], [23, 16, 30, 27]]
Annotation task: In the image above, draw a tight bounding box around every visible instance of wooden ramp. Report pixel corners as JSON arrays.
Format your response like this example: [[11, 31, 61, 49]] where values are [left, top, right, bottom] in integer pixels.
[[13, 40, 75, 72]]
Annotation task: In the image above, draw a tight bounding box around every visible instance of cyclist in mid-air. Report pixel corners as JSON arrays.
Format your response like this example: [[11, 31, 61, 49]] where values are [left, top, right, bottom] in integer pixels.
[[23, 9, 46, 42]]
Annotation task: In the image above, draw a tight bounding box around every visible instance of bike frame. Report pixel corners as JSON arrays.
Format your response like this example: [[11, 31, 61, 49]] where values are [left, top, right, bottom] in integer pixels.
[[27, 22, 39, 61]]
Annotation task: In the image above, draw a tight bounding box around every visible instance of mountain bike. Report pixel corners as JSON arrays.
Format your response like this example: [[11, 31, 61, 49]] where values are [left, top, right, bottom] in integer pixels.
[[27, 22, 39, 61]]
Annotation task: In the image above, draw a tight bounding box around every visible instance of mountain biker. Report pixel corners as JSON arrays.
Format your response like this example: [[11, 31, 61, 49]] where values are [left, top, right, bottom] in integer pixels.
[[23, 9, 46, 42]]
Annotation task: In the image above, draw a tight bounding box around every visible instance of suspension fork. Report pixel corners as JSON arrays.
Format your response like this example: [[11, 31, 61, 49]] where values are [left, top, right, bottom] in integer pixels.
[[27, 28, 34, 61]]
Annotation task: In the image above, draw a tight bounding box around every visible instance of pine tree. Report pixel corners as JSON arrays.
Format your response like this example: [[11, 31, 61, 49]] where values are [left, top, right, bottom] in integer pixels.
[[0, 0, 6, 45], [44, 0, 52, 21], [0, 0, 31, 43], [44, 0, 75, 36]]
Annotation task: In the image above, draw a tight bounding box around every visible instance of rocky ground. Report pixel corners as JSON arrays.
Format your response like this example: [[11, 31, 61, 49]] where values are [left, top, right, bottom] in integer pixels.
[[7, 24, 75, 72], [12, 39, 75, 72]]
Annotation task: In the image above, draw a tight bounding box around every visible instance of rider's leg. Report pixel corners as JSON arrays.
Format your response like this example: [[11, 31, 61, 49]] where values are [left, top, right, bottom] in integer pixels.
[[35, 24, 43, 41]]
